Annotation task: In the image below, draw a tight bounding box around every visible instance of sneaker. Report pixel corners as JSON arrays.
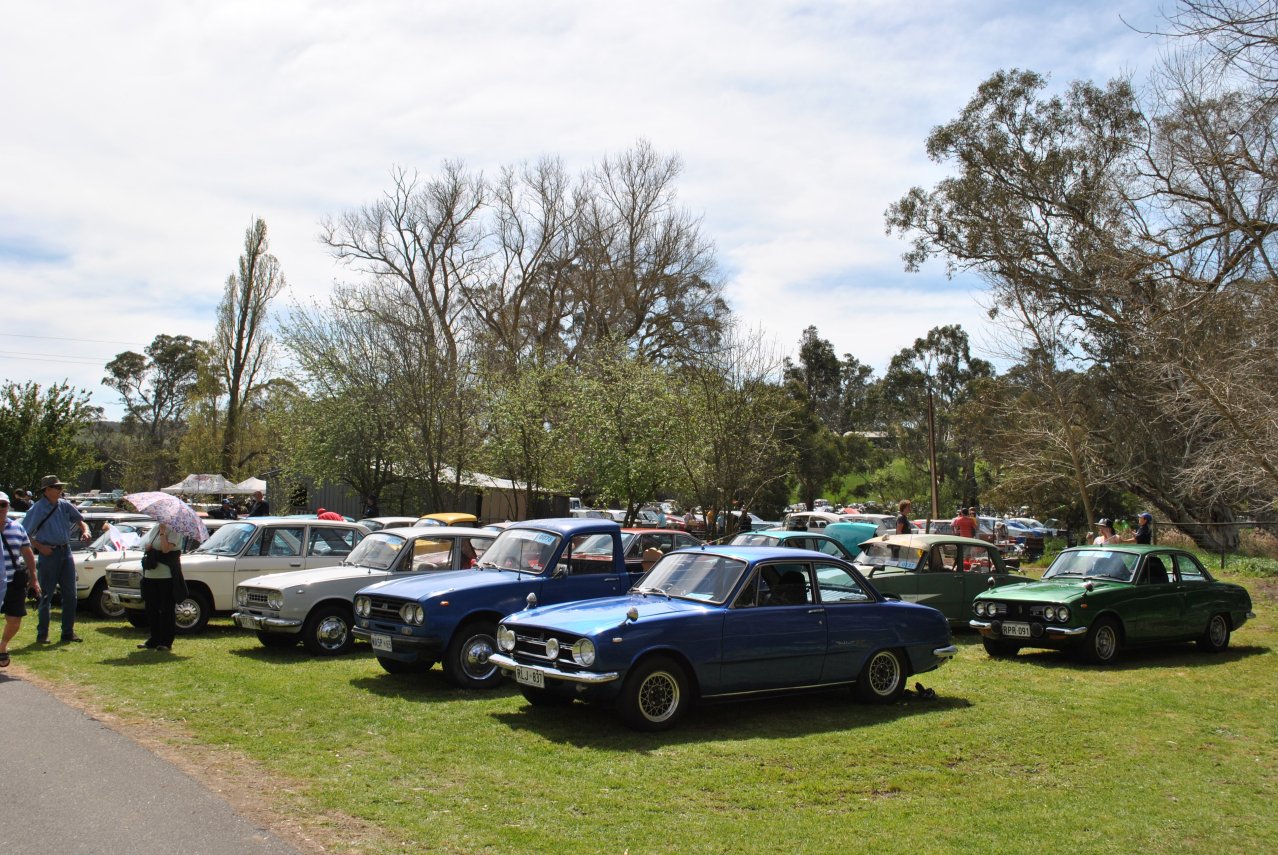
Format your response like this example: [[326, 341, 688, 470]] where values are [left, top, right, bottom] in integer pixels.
[[61, 635, 84, 643], [137, 643, 154, 650]]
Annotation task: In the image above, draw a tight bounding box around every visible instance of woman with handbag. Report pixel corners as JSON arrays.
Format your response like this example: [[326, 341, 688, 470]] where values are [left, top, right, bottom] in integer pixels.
[[138, 522, 183, 652]]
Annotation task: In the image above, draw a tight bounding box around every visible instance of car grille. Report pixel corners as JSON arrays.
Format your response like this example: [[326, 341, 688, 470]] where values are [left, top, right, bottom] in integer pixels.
[[367, 595, 410, 623], [508, 627, 587, 672], [108, 570, 141, 589], [241, 588, 272, 607], [985, 601, 1049, 619]]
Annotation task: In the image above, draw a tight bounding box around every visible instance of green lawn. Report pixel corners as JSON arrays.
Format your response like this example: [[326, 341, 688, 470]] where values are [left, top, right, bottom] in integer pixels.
[[13, 573, 1278, 854]]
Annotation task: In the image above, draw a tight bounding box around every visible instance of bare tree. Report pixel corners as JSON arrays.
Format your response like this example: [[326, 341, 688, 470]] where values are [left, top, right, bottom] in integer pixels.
[[216, 218, 285, 475]]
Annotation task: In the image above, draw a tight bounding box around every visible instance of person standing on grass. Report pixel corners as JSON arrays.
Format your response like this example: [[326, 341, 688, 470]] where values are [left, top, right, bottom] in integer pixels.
[[138, 522, 182, 653], [24, 475, 89, 643], [1, 491, 41, 668]]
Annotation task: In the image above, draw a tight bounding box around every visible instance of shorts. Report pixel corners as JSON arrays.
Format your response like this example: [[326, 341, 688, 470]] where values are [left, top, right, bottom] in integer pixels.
[[1, 569, 29, 617]]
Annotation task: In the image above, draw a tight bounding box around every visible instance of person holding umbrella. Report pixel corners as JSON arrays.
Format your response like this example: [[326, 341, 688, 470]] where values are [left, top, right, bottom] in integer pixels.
[[123, 491, 207, 653]]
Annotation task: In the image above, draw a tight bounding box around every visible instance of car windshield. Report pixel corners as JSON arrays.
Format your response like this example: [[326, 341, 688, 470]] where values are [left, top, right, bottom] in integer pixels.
[[575, 532, 633, 556], [632, 552, 748, 604], [1042, 549, 1138, 583], [195, 522, 256, 556], [346, 533, 407, 571], [476, 528, 560, 574], [729, 533, 780, 546], [857, 542, 925, 571]]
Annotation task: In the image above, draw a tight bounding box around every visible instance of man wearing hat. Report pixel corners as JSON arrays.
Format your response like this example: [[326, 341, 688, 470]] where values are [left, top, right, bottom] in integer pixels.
[[23, 476, 90, 643], [1128, 512, 1153, 545]]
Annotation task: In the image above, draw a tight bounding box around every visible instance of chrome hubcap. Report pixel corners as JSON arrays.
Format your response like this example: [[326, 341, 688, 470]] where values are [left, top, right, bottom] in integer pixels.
[[317, 616, 348, 648], [638, 672, 679, 721], [463, 636, 496, 679], [175, 599, 200, 629]]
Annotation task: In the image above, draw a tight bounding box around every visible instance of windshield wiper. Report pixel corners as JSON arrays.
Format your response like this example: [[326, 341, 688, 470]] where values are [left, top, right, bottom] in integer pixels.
[[632, 585, 670, 599]]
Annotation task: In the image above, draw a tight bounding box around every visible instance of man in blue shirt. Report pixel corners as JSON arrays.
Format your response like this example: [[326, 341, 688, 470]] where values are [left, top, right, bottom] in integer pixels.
[[23, 475, 89, 643]]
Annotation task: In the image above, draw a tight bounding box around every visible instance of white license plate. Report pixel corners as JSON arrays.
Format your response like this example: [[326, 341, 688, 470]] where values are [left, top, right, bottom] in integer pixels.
[[371, 633, 393, 653], [515, 666, 545, 689], [1002, 621, 1032, 638], [234, 614, 257, 629]]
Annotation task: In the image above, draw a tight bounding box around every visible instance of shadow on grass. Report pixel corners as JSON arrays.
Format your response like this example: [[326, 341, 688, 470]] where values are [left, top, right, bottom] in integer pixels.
[[348, 668, 523, 704], [974, 641, 1269, 671], [491, 685, 971, 747], [97, 650, 193, 666]]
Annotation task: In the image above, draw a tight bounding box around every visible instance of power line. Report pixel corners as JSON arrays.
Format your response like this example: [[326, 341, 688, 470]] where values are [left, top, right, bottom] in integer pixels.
[[0, 350, 113, 366], [0, 332, 148, 347]]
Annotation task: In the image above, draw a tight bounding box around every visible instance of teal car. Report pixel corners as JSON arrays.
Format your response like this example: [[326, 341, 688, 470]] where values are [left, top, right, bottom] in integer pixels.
[[970, 545, 1254, 664], [728, 521, 878, 562], [855, 533, 1031, 624]]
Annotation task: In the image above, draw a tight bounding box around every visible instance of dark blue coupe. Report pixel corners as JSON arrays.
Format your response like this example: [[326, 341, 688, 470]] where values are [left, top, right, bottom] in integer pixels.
[[489, 545, 957, 731]]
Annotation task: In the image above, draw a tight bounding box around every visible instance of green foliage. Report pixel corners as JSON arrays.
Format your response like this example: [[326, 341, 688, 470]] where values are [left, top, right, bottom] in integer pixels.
[[0, 381, 99, 490]]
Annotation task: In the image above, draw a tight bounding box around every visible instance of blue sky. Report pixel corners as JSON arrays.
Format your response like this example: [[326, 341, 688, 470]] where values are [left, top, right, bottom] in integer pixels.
[[0, 1, 1168, 418]]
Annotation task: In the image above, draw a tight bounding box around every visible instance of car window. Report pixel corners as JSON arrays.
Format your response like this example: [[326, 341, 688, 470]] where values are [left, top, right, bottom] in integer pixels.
[[1174, 553, 1206, 582], [348, 533, 406, 571], [1140, 555, 1171, 585], [814, 538, 845, 558], [747, 561, 812, 606], [814, 562, 871, 603], [639, 552, 746, 603], [308, 526, 358, 557], [859, 542, 925, 571], [963, 546, 999, 573], [568, 533, 614, 574], [260, 526, 305, 557], [931, 544, 959, 572], [196, 522, 256, 556]]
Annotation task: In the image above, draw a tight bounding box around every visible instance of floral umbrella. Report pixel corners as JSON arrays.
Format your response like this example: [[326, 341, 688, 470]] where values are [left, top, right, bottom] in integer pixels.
[[123, 491, 211, 543]]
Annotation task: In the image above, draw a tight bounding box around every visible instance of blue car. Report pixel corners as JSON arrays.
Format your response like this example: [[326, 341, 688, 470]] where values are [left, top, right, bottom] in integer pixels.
[[489, 545, 957, 731]]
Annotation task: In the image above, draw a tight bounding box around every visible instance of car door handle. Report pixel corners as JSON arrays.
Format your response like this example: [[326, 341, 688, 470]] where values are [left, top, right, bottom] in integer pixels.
[[289, 562, 302, 567], [807, 608, 823, 614]]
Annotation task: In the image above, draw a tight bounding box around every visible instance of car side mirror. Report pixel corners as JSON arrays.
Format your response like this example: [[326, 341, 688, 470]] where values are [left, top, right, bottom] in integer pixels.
[[880, 591, 901, 601]]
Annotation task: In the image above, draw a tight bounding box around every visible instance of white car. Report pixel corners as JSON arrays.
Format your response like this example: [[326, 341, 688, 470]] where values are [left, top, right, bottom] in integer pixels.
[[231, 527, 496, 655], [106, 517, 367, 634]]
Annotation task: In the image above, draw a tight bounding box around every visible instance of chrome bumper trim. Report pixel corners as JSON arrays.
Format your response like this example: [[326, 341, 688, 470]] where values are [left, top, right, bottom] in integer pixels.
[[233, 612, 302, 631], [489, 653, 619, 685]]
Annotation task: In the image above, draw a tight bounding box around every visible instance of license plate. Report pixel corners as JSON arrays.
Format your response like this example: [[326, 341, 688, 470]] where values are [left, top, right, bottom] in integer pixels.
[[234, 614, 258, 629], [515, 666, 545, 689], [371, 633, 393, 653], [1002, 621, 1032, 638]]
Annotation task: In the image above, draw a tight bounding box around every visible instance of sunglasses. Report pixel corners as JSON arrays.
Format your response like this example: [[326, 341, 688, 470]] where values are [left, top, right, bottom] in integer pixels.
[[0, 502, 9, 508]]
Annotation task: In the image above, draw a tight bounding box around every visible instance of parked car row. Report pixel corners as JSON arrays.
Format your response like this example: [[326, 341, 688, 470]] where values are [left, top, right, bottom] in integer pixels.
[[89, 515, 1253, 732]]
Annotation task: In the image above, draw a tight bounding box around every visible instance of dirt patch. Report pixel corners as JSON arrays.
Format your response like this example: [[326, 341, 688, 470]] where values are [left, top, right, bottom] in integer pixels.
[[9, 664, 385, 854]]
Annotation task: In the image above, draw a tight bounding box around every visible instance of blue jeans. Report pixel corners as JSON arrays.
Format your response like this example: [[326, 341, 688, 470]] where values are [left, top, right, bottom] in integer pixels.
[[36, 546, 77, 640]]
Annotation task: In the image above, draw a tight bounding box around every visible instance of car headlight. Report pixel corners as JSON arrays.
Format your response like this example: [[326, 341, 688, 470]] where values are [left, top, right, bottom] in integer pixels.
[[415, 605, 426, 625], [1043, 605, 1057, 621], [572, 638, 596, 667], [544, 637, 560, 660], [266, 591, 283, 610], [355, 596, 370, 617], [497, 626, 515, 651], [974, 601, 986, 616], [236, 587, 248, 607], [1056, 605, 1070, 623]]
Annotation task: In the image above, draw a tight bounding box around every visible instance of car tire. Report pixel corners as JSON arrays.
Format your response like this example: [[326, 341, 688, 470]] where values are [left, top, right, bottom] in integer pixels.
[[1083, 616, 1122, 665], [256, 631, 297, 649], [619, 655, 691, 732], [1197, 613, 1231, 652], [90, 579, 126, 619], [301, 604, 355, 656], [520, 686, 573, 707], [443, 620, 502, 689], [982, 638, 1020, 658], [174, 589, 212, 635], [376, 656, 431, 675], [854, 648, 907, 704], [125, 611, 150, 629]]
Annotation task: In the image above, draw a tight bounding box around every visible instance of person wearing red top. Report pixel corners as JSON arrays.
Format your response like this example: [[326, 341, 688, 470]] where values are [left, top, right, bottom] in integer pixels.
[[952, 507, 979, 539], [316, 508, 344, 521]]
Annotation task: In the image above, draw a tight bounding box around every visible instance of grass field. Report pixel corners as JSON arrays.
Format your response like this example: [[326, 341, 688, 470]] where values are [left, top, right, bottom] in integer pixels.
[[10, 569, 1278, 854]]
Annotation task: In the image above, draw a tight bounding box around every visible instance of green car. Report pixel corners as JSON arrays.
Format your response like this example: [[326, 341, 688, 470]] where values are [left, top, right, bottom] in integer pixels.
[[855, 534, 1032, 624], [970, 544, 1255, 664], [729, 521, 879, 561]]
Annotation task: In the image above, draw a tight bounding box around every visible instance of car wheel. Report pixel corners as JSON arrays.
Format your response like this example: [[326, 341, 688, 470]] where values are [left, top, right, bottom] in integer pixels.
[[125, 610, 150, 629], [443, 620, 503, 689], [619, 655, 691, 732], [90, 579, 126, 619], [174, 590, 212, 634], [854, 648, 907, 704], [982, 638, 1020, 658], [376, 656, 432, 675], [256, 631, 297, 649], [1083, 616, 1122, 665], [301, 604, 355, 656], [1198, 613, 1231, 652], [520, 686, 573, 707]]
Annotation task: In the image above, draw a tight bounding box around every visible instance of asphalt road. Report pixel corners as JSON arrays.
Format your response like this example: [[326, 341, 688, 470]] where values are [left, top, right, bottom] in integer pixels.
[[0, 671, 302, 855]]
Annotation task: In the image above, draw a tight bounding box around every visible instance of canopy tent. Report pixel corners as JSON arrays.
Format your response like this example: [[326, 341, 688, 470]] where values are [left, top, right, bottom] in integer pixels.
[[234, 476, 267, 494], [161, 473, 242, 495]]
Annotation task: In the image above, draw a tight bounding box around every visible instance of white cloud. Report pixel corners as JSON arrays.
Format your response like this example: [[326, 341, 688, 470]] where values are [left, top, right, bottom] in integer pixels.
[[0, 0, 1167, 416]]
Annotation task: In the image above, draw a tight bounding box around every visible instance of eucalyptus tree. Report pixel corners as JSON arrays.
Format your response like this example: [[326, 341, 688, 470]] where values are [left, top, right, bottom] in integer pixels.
[[0, 381, 98, 491]]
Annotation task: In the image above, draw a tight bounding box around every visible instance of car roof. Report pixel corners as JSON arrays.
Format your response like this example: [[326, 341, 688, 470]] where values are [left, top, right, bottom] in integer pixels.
[[1060, 544, 1184, 556], [373, 526, 497, 538], [217, 516, 364, 528], [509, 517, 621, 535], [669, 544, 846, 563], [863, 533, 995, 549]]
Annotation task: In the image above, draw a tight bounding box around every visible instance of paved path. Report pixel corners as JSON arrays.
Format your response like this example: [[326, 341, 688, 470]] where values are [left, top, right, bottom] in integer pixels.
[[0, 671, 302, 855]]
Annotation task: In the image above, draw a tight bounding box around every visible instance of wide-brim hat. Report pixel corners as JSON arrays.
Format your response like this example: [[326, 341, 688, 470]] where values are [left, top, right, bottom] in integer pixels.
[[1097, 518, 1113, 528], [40, 475, 66, 490]]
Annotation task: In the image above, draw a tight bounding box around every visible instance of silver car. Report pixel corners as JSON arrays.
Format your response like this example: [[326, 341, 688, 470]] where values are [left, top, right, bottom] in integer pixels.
[[231, 526, 496, 655]]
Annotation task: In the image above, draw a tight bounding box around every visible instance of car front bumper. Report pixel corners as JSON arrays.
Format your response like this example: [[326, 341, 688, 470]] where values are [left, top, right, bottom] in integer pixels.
[[969, 619, 1088, 638], [488, 653, 620, 684], [233, 612, 302, 633]]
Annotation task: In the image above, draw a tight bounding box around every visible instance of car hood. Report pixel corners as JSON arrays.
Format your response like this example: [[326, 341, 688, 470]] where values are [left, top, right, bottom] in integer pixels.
[[504, 594, 706, 635], [979, 578, 1127, 601], [174, 553, 241, 569], [240, 564, 391, 589], [356, 567, 528, 599]]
